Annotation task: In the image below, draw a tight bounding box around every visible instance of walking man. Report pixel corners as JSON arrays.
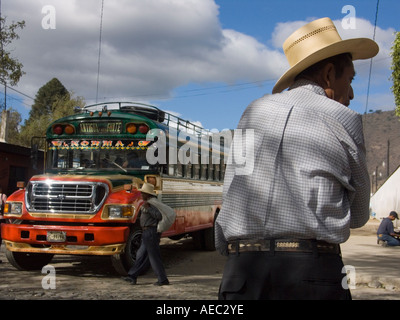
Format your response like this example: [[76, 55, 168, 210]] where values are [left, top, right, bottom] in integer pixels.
[[123, 183, 169, 285]]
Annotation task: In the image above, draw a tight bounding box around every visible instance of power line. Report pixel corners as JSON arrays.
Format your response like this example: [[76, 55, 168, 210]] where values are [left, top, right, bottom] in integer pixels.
[[5, 84, 34, 100], [96, 0, 104, 103], [364, 0, 380, 114]]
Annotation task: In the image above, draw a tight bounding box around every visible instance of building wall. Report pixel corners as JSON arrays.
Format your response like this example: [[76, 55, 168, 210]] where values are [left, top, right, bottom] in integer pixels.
[[0, 142, 44, 196]]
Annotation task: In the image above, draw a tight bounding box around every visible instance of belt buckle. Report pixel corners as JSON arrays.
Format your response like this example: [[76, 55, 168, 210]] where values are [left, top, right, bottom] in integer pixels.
[[275, 240, 303, 252]]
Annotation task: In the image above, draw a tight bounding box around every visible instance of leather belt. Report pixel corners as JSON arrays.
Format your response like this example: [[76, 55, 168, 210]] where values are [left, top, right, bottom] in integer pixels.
[[227, 239, 340, 254]]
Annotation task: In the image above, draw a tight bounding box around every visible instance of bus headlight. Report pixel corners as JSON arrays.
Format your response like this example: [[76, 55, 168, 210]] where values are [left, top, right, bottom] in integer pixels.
[[105, 205, 135, 219], [4, 202, 23, 216]]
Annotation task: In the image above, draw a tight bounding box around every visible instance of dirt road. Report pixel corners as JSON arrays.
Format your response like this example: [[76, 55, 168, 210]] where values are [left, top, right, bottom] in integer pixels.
[[0, 237, 226, 300], [1, 226, 399, 301]]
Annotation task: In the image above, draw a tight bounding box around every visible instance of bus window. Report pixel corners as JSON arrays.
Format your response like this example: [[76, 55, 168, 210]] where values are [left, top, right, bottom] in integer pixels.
[[193, 163, 200, 180], [200, 164, 207, 180], [176, 163, 183, 177], [47, 141, 154, 172], [214, 164, 220, 181], [168, 164, 175, 176], [122, 151, 147, 169], [208, 158, 214, 181]]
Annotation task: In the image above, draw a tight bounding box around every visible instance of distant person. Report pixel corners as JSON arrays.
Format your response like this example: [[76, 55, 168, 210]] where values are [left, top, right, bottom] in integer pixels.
[[377, 211, 400, 246]]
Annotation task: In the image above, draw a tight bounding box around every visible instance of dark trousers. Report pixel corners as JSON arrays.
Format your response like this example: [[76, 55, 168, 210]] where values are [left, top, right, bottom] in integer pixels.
[[218, 251, 351, 300], [128, 227, 168, 283]]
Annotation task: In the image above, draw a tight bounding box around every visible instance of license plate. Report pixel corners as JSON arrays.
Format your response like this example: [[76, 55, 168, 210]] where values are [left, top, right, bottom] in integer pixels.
[[47, 231, 66, 242]]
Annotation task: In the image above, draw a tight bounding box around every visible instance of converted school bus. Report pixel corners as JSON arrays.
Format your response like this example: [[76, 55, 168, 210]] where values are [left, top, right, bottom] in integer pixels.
[[1, 102, 227, 275]]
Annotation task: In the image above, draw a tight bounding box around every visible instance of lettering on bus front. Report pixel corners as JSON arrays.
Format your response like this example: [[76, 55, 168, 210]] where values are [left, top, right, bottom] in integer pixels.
[[50, 140, 152, 149], [79, 122, 122, 134]]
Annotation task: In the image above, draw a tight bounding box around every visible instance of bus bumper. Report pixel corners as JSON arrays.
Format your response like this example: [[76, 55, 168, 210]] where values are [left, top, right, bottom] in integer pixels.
[[1, 223, 129, 256]]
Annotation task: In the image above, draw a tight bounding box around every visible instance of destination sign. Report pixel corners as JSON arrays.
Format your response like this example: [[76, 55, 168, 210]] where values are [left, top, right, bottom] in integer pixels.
[[49, 139, 152, 150], [79, 121, 122, 134]]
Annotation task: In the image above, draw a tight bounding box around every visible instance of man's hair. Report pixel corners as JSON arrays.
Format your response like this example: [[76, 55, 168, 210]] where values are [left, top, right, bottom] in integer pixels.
[[295, 53, 353, 81]]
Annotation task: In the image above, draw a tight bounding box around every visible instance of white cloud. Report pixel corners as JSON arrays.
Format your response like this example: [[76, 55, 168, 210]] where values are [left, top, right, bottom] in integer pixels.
[[1, 1, 395, 118], [3, 0, 286, 109]]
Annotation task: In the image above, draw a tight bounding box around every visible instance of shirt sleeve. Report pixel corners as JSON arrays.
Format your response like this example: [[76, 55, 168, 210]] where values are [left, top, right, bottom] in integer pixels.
[[342, 116, 370, 229]]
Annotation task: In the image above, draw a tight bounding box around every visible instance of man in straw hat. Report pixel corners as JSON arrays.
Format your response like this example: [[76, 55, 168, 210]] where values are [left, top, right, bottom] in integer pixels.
[[123, 182, 169, 286], [215, 17, 378, 300]]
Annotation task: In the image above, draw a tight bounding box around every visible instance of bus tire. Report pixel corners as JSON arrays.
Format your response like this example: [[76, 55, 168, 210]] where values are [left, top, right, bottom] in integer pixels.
[[192, 228, 216, 251], [110, 227, 149, 276], [5, 249, 54, 271]]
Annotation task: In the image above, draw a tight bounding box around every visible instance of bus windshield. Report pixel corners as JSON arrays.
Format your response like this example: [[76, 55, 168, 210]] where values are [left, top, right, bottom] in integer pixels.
[[46, 139, 155, 172]]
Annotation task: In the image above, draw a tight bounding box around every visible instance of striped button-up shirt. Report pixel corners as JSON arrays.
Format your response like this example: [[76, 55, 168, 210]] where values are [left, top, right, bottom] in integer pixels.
[[215, 80, 370, 254]]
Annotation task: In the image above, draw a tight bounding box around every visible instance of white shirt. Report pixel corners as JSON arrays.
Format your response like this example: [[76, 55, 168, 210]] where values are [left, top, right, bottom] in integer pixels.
[[215, 80, 370, 253]]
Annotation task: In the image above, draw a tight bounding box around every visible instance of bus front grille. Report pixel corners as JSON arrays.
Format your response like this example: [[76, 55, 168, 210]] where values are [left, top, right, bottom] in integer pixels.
[[26, 181, 109, 214]]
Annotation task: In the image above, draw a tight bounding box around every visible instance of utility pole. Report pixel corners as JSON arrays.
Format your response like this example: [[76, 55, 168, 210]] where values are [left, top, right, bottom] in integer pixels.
[[0, 0, 4, 111], [387, 139, 390, 177], [0, 0, 9, 142]]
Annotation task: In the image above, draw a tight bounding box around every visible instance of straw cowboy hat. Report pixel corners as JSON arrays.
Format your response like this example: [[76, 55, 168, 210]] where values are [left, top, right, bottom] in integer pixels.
[[272, 17, 379, 94], [139, 182, 157, 196]]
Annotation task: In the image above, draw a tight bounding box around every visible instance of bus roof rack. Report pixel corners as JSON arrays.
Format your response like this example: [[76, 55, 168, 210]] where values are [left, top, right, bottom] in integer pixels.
[[82, 101, 211, 137]]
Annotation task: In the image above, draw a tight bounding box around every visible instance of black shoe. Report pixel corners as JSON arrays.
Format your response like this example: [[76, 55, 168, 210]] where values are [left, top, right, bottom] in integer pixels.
[[154, 279, 169, 286], [122, 276, 137, 285]]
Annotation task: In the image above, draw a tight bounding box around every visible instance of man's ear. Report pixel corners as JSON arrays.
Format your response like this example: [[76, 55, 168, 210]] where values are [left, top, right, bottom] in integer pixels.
[[322, 63, 336, 88], [322, 63, 336, 100]]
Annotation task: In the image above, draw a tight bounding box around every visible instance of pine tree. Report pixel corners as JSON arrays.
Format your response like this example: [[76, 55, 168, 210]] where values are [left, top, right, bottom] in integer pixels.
[[27, 77, 70, 121]]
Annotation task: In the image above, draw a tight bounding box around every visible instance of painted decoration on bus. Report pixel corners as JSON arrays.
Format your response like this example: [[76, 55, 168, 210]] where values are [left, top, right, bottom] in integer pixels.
[[49, 140, 152, 150]]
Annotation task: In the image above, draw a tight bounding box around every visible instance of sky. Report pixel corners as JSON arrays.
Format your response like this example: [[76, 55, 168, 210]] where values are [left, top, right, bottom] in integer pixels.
[[1, 0, 399, 131]]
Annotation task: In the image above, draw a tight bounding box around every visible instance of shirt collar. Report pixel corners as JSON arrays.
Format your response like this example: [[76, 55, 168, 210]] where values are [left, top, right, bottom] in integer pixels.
[[288, 79, 327, 97]]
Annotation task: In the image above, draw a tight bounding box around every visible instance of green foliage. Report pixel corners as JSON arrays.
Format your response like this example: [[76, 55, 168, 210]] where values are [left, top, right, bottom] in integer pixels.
[[391, 32, 400, 117], [0, 17, 25, 86], [17, 85, 85, 147], [27, 78, 69, 121], [3, 108, 22, 145]]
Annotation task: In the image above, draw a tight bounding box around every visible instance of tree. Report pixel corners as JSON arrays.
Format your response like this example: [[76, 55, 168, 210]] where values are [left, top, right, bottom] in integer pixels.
[[0, 17, 25, 142], [2, 107, 22, 145], [27, 77, 69, 121], [17, 92, 84, 147], [391, 32, 400, 116], [0, 17, 25, 87]]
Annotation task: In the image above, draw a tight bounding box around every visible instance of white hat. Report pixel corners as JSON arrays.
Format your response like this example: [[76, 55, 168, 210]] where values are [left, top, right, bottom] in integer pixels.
[[272, 17, 379, 94], [138, 182, 157, 196]]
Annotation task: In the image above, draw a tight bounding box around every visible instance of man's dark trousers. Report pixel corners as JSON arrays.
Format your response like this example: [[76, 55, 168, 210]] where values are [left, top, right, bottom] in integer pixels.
[[128, 226, 168, 283], [218, 250, 351, 300]]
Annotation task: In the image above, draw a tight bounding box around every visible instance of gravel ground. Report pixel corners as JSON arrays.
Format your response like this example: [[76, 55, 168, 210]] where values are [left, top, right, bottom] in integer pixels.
[[0, 221, 399, 301]]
